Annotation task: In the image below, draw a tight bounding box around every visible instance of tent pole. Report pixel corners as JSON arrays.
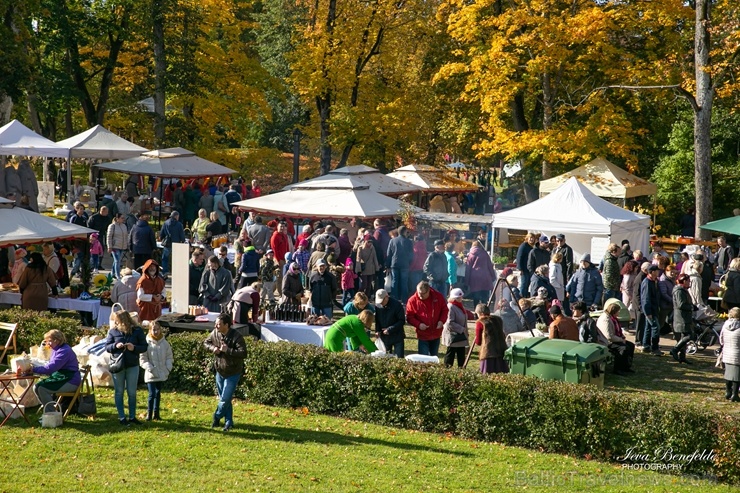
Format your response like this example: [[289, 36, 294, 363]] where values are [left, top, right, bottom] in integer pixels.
[[67, 153, 72, 205], [653, 194, 657, 231]]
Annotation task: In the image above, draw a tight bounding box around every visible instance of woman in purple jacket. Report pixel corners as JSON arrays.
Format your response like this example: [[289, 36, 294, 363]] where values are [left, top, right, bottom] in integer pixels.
[[33, 330, 81, 406], [465, 236, 497, 307]]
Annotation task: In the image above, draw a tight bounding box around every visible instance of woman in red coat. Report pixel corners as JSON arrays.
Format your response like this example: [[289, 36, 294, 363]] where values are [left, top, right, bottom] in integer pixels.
[[136, 259, 166, 322]]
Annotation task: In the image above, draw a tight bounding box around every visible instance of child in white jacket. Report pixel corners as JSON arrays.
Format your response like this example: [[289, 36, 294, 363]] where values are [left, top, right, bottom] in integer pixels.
[[139, 321, 174, 421]]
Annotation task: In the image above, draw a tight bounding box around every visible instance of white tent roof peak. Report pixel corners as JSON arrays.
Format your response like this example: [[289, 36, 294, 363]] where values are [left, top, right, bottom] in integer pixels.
[[142, 147, 195, 158], [284, 168, 420, 194], [538, 157, 657, 199], [0, 206, 95, 247], [56, 124, 148, 159], [0, 119, 68, 158], [395, 164, 437, 172]]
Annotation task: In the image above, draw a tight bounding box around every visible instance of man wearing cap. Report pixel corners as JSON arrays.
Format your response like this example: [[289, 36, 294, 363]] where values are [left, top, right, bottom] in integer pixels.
[[424, 240, 449, 295], [515, 233, 537, 298], [527, 234, 551, 278], [566, 253, 604, 309], [128, 210, 157, 269], [374, 289, 406, 358], [640, 265, 663, 355], [406, 281, 449, 357], [552, 234, 574, 283], [309, 260, 338, 318], [548, 305, 579, 341], [159, 211, 185, 277]]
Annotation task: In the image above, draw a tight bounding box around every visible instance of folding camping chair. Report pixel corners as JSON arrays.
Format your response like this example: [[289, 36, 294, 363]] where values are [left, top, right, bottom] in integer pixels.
[[0, 322, 17, 367], [55, 365, 95, 420]]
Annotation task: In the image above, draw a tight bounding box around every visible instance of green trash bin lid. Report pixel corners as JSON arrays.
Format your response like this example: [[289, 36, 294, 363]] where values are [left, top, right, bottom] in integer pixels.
[[505, 337, 608, 365]]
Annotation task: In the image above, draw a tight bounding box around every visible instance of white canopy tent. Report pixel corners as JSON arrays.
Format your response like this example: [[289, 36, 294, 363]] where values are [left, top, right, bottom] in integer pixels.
[[285, 165, 421, 195], [57, 124, 150, 188], [234, 185, 417, 220], [493, 177, 650, 263], [387, 164, 479, 193], [0, 205, 95, 247], [538, 157, 657, 200], [0, 120, 68, 158], [95, 147, 236, 177]]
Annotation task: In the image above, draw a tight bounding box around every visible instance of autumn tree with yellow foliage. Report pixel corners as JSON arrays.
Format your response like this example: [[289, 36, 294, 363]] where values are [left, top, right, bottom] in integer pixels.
[[436, 0, 689, 178]]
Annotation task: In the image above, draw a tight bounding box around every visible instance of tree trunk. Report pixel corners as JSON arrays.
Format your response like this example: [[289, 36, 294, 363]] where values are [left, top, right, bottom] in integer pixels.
[[152, 0, 167, 146], [317, 0, 337, 175], [693, 0, 713, 239], [0, 95, 12, 124], [541, 73, 554, 179], [337, 144, 352, 168], [317, 95, 332, 175], [510, 91, 529, 132]]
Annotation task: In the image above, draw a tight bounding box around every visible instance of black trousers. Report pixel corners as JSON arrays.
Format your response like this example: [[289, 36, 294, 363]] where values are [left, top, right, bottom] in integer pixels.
[[444, 346, 466, 368]]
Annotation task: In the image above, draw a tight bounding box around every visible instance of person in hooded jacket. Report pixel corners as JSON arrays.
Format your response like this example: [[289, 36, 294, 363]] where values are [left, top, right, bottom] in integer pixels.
[[139, 321, 173, 421], [566, 254, 604, 308], [128, 211, 157, 269], [529, 265, 557, 301], [136, 259, 166, 322], [237, 245, 261, 289], [465, 234, 497, 308]]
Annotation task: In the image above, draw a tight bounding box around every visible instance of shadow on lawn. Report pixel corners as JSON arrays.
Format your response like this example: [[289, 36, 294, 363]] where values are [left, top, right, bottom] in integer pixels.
[[605, 348, 725, 396], [57, 410, 471, 457]]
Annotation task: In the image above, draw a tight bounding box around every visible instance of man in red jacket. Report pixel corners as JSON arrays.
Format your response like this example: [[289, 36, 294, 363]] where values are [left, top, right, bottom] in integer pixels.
[[406, 280, 449, 357], [270, 222, 292, 297]]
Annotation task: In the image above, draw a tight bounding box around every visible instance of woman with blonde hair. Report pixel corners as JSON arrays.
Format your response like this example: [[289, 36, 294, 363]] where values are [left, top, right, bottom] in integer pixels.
[[343, 291, 375, 316], [323, 310, 377, 353], [548, 251, 564, 301], [720, 307, 740, 401], [106, 309, 147, 426], [32, 330, 82, 406], [191, 208, 209, 242]]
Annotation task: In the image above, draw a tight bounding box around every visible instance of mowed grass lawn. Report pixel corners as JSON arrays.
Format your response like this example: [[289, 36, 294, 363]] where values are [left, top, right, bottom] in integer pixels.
[[0, 389, 733, 493]]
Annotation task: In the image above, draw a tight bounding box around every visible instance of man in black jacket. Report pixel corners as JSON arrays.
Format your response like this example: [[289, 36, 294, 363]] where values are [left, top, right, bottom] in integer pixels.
[[386, 226, 413, 304], [527, 235, 551, 277], [423, 240, 449, 295], [374, 288, 406, 358], [308, 260, 338, 318]]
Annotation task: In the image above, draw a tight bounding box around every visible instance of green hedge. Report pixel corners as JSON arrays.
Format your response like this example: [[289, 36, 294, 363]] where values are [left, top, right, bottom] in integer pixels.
[[0, 308, 83, 353], [169, 333, 739, 483]]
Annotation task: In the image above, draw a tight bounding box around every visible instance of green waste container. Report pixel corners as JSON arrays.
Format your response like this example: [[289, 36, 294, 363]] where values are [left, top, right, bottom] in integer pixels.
[[504, 337, 610, 388]]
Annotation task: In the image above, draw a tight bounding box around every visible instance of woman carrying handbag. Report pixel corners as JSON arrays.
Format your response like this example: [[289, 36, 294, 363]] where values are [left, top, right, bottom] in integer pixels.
[[106, 310, 147, 426]]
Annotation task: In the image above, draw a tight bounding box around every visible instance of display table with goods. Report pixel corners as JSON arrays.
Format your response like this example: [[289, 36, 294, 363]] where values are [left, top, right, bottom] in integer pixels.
[[0, 371, 39, 426], [0, 290, 101, 322]]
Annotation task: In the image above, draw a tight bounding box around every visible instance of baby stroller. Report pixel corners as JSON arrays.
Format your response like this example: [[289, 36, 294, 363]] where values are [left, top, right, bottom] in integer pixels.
[[685, 305, 721, 355]]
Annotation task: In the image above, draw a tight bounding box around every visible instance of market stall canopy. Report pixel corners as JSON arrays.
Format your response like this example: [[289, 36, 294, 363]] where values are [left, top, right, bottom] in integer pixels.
[[699, 216, 740, 236], [0, 119, 68, 158], [235, 186, 419, 220], [415, 212, 491, 230], [386, 164, 479, 193], [95, 147, 236, 177], [538, 157, 657, 199], [493, 177, 650, 262], [0, 206, 95, 247], [57, 125, 148, 159], [284, 168, 421, 195]]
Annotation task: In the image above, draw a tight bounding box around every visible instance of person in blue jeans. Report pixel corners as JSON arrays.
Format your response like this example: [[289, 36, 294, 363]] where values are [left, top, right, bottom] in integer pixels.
[[204, 313, 247, 432], [106, 310, 148, 426]]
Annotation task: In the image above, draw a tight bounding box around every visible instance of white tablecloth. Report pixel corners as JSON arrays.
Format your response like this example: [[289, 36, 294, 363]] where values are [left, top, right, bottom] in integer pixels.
[[260, 321, 330, 346], [0, 292, 100, 321]]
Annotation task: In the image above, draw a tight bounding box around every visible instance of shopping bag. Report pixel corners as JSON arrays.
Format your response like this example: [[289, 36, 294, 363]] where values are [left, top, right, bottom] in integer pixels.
[[77, 394, 96, 416]]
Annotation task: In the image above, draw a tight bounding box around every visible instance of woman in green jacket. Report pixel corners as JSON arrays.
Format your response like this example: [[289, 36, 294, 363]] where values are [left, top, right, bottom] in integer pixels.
[[324, 311, 377, 353]]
